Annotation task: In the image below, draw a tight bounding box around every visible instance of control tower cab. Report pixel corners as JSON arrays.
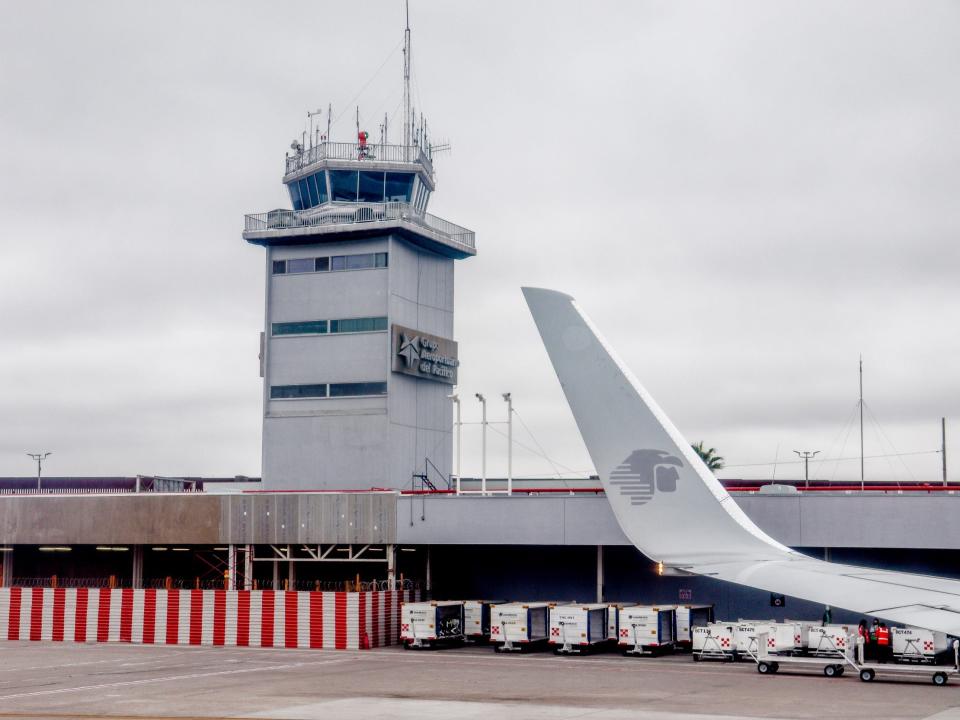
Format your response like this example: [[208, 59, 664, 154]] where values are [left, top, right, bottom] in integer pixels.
[[243, 20, 474, 492]]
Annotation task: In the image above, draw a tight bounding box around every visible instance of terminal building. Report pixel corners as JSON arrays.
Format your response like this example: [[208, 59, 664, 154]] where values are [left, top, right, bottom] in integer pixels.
[[1, 20, 958, 629]]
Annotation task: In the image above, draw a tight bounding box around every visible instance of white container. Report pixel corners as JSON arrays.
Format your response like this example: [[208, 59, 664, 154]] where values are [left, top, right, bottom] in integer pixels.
[[787, 620, 818, 650], [618, 605, 676, 655], [692, 623, 734, 660], [675, 605, 714, 648], [733, 622, 776, 656], [463, 600, 502, 641], [549, 603, 608, 653], [807, 625, 852, 657], [765, 623, 801, 654], [490, 602, 551, 652], [606, 604, 621, 641], [892, 626, 948, 663], [400, 601, 465, 648]]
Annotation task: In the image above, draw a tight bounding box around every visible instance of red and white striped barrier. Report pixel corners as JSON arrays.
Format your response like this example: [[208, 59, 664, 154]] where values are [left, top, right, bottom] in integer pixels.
[[0, 587, 419, 650]]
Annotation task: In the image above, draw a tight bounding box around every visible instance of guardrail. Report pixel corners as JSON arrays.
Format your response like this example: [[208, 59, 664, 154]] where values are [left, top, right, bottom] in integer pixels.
[[244, 202, 475, 252], [285, 141, 434, 178]]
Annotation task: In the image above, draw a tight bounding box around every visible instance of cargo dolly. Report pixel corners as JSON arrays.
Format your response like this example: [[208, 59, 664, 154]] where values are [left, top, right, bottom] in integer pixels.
[[745, 632, 859, 678], [853, 637, 959, 686]]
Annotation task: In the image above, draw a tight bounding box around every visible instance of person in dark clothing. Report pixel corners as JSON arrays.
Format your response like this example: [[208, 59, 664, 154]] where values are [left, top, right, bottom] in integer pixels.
[[868, 618, 880, 662], [877, 622, 891, 663]]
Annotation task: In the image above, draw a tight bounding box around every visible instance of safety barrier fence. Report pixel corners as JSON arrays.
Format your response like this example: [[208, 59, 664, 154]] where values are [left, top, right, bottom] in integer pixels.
[[0, 587, 419, 650]]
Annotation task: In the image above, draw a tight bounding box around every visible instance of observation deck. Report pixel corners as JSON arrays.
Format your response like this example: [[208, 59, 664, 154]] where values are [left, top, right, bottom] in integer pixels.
[[283, 141, 434, 187]]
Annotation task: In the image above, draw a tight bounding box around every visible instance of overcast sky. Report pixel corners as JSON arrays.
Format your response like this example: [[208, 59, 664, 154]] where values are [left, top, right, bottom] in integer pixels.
[[1, 1, 958, 484]]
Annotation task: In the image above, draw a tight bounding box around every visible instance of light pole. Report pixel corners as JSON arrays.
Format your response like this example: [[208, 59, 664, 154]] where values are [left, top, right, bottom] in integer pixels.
[[475, 393, 487, 496], [448, 394, 461, 494], [26, 451, 52, 491], [793, 450, 819, 489], [502, 393, 513, 496]]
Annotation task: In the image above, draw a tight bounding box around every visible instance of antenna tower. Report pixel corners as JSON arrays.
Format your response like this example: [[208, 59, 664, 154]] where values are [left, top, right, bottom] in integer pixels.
[[403, 0, 412, 152]]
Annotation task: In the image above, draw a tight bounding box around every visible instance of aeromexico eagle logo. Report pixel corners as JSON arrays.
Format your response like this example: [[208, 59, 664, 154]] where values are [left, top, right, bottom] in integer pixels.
[[609, 449, 682, 506]]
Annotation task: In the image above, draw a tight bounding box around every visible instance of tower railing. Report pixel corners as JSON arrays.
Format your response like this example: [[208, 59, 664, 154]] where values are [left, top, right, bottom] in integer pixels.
[[285, 141, 434, 179], [244, 202, 475, 252]]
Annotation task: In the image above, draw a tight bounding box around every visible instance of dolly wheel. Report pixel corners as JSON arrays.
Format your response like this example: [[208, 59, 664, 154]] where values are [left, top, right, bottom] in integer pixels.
[[836, 666, 845, 676], [758, 662, 771, 674], [932, 672, 948, 686], [859, 668, 875, 682], [823, 665, 837, 678]]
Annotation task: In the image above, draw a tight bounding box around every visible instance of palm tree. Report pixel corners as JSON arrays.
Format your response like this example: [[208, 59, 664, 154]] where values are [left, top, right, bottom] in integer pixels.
[[691, 441, 724, 471]]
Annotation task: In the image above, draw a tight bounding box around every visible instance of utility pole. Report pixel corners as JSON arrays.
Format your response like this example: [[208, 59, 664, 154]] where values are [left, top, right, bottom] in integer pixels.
[[448, 394, 461, 494], [476, 393, 487, 496], [859, 356, 865, 491], [402, 0, 411, 153], [943, 417, 948, 487], [26, 451, 51, 491], [793, 450, 820, 489], [502, 393, 513, 496]]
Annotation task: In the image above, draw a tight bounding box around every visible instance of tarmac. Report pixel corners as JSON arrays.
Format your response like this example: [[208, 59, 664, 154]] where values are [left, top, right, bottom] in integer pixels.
[[0, 642, 957, 720]]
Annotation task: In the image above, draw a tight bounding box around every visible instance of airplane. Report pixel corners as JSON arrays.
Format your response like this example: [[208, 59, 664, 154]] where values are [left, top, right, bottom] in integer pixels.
[[522, 286, 960, 636]]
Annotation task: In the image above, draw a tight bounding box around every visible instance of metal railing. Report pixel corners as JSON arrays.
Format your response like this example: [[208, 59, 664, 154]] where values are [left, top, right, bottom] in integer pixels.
[[9, 577, 422, 592], [244, 202, 475, 252], [285, 141, 433, 178]]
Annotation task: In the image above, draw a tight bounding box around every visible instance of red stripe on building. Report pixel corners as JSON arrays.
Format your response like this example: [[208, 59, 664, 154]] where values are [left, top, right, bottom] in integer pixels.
[[213, 590, 226, 646], [261, 591, 275, 648], [29, 587, 44, 641], [335, 592, 347, 650], [74, 588, 88, 642], [97, 588, 112, 643], [142, 589, 156, 644], [165, 590, 180, 645], [119, 589, 134, 642], [7, 587, 21, 640], [308, 591, 322, 649], [284, 591, 298, 648], [371, 591, 380, 647], [52, 588, 66, 642], [236, 591, 250, 646], [189, 589, 203, 645]]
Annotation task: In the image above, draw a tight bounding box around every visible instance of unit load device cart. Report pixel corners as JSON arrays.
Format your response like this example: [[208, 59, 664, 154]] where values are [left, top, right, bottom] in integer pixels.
[[675, 605, 714, 651], [692, 623, 736, 662], [491, 602, 552, 653], [549, 603, 609, 654], [400, 601, 465, 649], [618, 605, 676, 656]]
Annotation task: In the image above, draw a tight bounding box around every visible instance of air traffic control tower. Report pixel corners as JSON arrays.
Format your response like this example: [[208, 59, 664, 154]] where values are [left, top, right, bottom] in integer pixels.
[[243, 28, 475, 491]]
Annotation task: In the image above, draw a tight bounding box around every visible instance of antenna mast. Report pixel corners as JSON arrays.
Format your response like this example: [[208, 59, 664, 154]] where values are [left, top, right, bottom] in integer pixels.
[[859, 355, 864, 491], [403, 0, 412, 152]]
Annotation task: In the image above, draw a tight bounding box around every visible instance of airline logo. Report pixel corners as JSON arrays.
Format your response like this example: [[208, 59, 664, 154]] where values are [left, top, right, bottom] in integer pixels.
[[609, 449, 682, 506]]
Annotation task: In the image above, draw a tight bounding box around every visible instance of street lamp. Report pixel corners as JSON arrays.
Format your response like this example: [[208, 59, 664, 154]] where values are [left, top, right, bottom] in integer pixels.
[[502, 393, 513, 495], [793, 450, 820, 489], [26, 451, 52, 491], [475, 393, 487, 495], [448, 393, 461, 494]]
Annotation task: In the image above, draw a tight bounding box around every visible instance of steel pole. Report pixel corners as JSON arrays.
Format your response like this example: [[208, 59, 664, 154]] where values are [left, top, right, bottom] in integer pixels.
[[503, 393, 513, 495], [943, 417, 948, 486]]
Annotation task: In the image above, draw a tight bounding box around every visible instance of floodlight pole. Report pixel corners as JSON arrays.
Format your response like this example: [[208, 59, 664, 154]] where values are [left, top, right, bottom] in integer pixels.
[[502, 393, 513, 496], [793, 450, 819, 489], [26, 451, 52, 491], [476, 394, 487, 495], [448, 394, 461, 494]]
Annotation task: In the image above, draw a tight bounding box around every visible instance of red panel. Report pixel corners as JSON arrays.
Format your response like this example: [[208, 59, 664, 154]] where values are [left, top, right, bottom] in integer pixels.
[[358, 591, 366, 649], [384, 591, 393, 646], [213, 590, 226, 646], [371, 591, 380, 648], [74, 588, 88, 643], [165, 590, 180, 645], [189, 589, 203, 645], [7, 587, 21, 640], [97, 588, 111, 643], [335, 592, 347, 650], [142, 589, 156, 644], [261, 591, 275, 648], [236, 591, 250, 646], [52, 588, 66, 642], [119, 589, 134, 642], [30, 587, 44, 641], [308, 592, 323, 649], [284, 591, 298, 648]]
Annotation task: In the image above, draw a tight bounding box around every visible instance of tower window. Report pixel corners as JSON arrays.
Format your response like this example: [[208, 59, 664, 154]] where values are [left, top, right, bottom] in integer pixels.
[[330, 170, 359, 202], [315, 257, 330, 272], [286, 258, 315, 274], [270, 384, 329, 399], [329, 382, 388, 397], [272, 260, 287, 274], [270, 381, 387, 399], [272, 320, 329, 336], [276, 252, 387, 275], [273, 316, 386, 336], [385, 173, 414, 202]]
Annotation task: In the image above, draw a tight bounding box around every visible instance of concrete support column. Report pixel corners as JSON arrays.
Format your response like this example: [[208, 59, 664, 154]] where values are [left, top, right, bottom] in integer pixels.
[[425, 545, 432, 597], [227, 544, 237, 591], [272, 559, 279, 590], [386, 544, 396, 591], [243, 544, 253, 590], [1, 547, 12, 587], [287, 558, 295, 590], [132, 545, 144, 590], [596, 545, 604, 603]]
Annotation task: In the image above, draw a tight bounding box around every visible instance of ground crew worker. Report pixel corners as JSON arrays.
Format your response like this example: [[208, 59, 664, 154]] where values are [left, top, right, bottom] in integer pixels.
[[877, 622, 891, 663], [821, 605, 832, 625], [868, 618, 880, 661], [857, 619, 870, 659]]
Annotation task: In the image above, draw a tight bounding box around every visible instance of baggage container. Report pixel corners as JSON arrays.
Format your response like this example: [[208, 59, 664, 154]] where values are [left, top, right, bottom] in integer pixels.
[[733, 622, 775, 658], [675, 605, 714, 649], [549, 603, 608, 654], [787, 620, 819, 651], [490, 602, 551, 652], [765, 623, 801, 655], [807, 625, 852, 657], [692, 623, 735, 661], [619, 605, 676, 655], [892, 626, 950, 664], [462, 600, 503, 642], [400, 601, 465, 649], [606, 604, 621, 641]]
